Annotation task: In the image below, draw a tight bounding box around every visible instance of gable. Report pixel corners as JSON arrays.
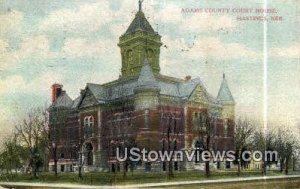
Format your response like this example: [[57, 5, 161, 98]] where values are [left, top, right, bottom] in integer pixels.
[[79, 89, 98, 108], [188, 85, 209, 104]]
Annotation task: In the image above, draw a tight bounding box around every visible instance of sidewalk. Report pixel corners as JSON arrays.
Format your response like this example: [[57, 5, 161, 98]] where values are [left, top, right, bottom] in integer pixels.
[[0, 175, 300, 189]]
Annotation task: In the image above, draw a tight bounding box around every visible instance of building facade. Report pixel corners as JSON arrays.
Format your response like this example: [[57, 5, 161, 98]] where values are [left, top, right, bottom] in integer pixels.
[[48, 4, 235, 173]]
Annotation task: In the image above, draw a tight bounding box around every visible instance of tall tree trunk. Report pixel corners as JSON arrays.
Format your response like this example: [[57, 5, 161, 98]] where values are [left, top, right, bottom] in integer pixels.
[[205, 135, 210, 178], [167, 127, 174, 179], [33, 166, 37, 178], [53, 146, 58, 177], [280, 159, 284, 173], [168, 161, 174, 179], [205, 161, 210, 178], [54, 159, 58, 177], [123, 161, 128, 178], [237, 151, 241, 177], [285, 158, 289, 175], [292, 157, 296, 172], [261, 161, 266, 176], [78, 166, 82, 179], [237, 161, 241, 177]]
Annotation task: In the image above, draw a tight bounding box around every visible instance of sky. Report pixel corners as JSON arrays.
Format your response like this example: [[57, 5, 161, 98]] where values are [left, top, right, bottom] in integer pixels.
[[0, 0, 299, 138]]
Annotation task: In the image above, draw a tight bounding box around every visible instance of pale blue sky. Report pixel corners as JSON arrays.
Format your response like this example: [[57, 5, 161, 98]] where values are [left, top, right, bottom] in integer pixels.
[[0, 0, 299, 137]]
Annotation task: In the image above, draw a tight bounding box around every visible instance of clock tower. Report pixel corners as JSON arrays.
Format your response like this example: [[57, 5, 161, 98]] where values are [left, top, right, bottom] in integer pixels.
[[118, 1, 162, 78]]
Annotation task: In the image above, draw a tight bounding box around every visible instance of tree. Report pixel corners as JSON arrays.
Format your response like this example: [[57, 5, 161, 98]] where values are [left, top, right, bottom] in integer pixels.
[[274, 128, 299, 175], [48, 106, 70, 177], [251, 129, 275, 176], [234, 118, 254, 176], [192, 111, 215, 178], [0, 134, 26, 175], [76, 141, 85, 179], [118, 112, 135, 178], [14, 107, 48, 178], [161, 112, 181, 179]]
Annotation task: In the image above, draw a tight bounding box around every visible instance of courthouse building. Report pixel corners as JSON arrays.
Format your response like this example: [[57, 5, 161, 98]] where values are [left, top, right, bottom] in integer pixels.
[[48, 3, 235, 172]]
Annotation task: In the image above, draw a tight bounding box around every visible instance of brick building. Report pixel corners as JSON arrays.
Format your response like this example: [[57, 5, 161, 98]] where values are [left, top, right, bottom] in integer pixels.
[[48, 4, 235, 172]]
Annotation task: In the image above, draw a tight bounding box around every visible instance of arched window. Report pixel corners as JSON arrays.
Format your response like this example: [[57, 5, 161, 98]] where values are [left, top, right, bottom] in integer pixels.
[[89, 116, 94, 133], [147, 49, 154, 64], [84, 116, 94, 138], [127, 50, 133, 67], [224, 120, 228, 138]]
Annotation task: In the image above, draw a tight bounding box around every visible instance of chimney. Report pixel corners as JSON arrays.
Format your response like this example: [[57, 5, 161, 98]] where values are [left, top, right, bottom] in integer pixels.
[[80, 89, 85, 96], [51, 83, 63, 103], [185, 75, 192, 81]]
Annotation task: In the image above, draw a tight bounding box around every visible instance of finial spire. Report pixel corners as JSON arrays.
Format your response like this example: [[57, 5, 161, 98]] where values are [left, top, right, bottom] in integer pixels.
[[139, 0, 143, 11], [217, 73, 234, 104]]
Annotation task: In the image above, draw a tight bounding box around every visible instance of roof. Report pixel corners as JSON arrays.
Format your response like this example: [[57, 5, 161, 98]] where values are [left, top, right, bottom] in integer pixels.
[[51, 91, 73, 108], [136, 59, 159, 90], [71, 96, 81, 109], [125, 11, 156, 35], [78, 74, 220, 107], [217, 74, 235, 104], [86, 83, 106, 102]]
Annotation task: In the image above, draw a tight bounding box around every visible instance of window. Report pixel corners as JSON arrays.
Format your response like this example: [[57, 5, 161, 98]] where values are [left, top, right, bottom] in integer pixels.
[[213, 118, 217, 136], [85, 143, 93, 166], [192, 112, 198, 130], [193, 112, 206, 131], [60, 152, 65, 159], [147, 49, 154, 64], [127, 50, 133, 67], [172, 118, 177, 134], [194, 139, 204, 163], [84, 116, 94, 138], [224, 120, 228, 138], [144, 109, 149, 128]]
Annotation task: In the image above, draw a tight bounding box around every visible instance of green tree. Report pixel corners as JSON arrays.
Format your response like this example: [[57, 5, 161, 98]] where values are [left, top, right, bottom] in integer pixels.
[[15, 107, 48, 178], [274, 128, 299, 175], [251, 130, 275, 176], [234, 118, 254, 176], [0, 134, 26, 175]]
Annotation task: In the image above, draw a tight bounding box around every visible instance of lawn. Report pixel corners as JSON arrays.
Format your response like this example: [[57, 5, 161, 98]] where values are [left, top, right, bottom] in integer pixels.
[[0, 170, 295, 186]]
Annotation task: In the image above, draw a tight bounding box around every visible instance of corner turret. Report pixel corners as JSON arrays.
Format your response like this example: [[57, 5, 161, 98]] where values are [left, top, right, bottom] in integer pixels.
[[217, 74, 235, 120], [134, 58, 160, 110]]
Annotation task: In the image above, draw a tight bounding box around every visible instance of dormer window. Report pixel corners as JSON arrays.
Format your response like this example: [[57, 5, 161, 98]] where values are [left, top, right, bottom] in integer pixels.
[[84, 116, 94, 138]]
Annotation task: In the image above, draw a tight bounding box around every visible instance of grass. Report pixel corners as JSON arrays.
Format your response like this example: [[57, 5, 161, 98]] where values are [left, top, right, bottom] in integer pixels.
[[0, 170, 297, 186]]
